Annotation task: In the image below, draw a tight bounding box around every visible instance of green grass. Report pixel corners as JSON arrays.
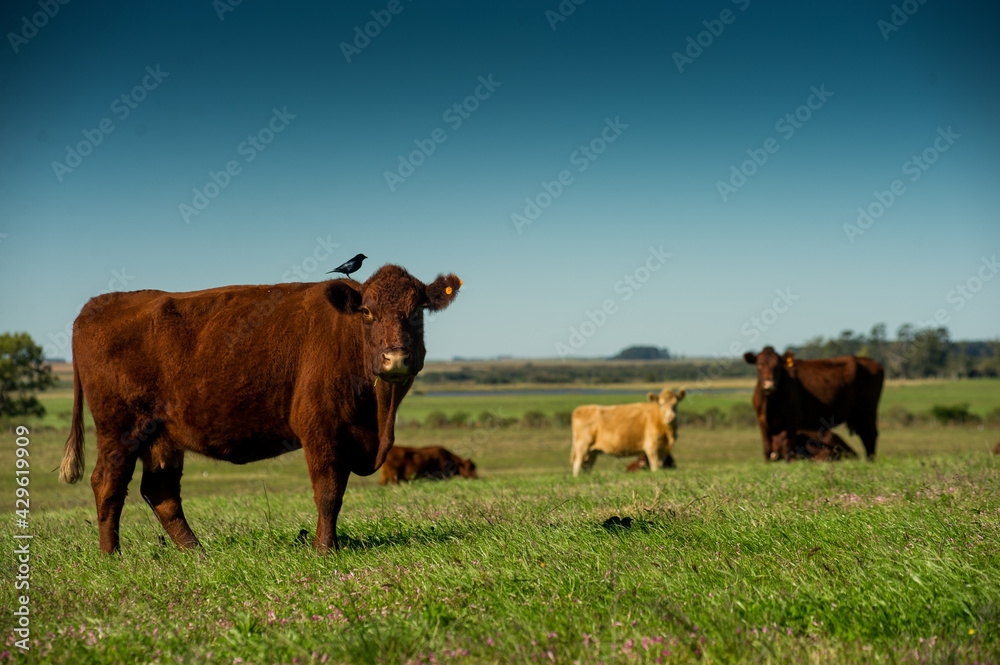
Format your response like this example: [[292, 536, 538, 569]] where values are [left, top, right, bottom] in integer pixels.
[[2, 420, 999, 663], [24, 378, 1000, 430]]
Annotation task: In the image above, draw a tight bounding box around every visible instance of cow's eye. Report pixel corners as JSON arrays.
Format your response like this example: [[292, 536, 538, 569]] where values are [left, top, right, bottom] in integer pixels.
[[360, 307, 374, 321]]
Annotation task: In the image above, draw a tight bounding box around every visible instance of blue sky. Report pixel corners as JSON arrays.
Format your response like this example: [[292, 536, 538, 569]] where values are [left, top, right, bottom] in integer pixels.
[[1, 1, 997, 361]]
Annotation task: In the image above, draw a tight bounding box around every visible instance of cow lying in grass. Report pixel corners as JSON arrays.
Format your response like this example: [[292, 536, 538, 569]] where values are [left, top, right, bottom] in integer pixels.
[[624, 427, 856, 471], [571, 388, 685, 476], [379, 445, 478, 485], [772, 429, 858, 461]]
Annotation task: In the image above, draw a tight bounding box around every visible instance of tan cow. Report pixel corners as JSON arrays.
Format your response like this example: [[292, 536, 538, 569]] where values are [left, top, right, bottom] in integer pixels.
[[570, 388, 685, 476]]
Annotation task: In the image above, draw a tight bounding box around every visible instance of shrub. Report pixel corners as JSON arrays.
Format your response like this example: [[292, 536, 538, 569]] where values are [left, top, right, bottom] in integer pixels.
[[728, 402, 757, 428], [702, 406, 724, 429], [679, 411, 706, 428], [930, 403, 976, 426], [521, 410, 549, 428], [425, 410, 449, 428], [985, 407, 1000, 427], [477, 410, 513, 429], [882, 404, 915, 427], [554, 411, 573, 427], [449, 411, 470, 428]]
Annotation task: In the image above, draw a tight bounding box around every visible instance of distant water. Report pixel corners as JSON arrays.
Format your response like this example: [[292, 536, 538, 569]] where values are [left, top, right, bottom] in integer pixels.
[[419, 387, 750, 398]]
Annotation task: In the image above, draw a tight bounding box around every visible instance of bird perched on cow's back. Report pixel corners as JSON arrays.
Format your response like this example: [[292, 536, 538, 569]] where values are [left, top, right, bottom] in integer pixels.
[[327, 253, 367, 279]]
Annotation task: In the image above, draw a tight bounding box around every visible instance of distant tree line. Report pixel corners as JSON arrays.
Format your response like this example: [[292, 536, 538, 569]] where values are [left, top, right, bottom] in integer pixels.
[[417, 359, 750, 386], [611, 346, 670, 360], [789, 324, 999, 379], [421, 324, 997, 385]]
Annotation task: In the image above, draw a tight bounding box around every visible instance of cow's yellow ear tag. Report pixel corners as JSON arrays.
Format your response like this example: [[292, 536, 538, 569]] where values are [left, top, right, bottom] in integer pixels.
[[445, 286, 453, 295]]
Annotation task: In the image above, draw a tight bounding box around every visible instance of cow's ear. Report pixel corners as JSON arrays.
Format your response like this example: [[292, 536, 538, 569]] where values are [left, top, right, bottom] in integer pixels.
[[648, 392, 659, 402], [424, 274, 462, 311], [325, 281, 362, 314], [743, 352, 757, 364], [675, 389, 686, 401]]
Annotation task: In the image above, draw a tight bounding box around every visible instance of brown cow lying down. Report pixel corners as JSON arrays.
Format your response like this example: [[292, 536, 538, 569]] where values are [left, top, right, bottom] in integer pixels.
[[772, 429, 859, 461], [380, 446, 478, 485], [626, 453, 650, 472], [571, 388, 685, 476]]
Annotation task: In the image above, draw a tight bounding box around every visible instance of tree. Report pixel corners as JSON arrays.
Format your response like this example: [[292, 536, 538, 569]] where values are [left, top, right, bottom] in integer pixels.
[[0, 332, 58, 418], [865, 323, 888, 364], [611, 346, 670, 360]]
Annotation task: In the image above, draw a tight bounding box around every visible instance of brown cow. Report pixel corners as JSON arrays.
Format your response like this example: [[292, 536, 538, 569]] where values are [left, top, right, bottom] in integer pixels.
[[570, 388, 685, 476], [625, 453, 650, 472], [379, 445, 478, 485], [744, 347, 884, 461], [772, 429, 858, 461], [58, 265, 461, 553]]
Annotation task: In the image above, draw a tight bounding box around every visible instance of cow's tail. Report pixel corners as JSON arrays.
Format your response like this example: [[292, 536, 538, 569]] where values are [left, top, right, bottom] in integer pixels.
[[59, 356, 85, 484]]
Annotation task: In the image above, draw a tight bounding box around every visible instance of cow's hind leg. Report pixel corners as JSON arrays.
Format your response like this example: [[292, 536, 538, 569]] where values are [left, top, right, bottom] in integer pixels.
[[140, 448, 200, 549], [580, 449, 599, 472], [855, 420, 878, 461], [90, 432, 139, 554]]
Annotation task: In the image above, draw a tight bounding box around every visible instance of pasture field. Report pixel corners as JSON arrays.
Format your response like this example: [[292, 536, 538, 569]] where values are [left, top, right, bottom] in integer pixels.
[[1, 414, 999, 664], [25, 377, 1000, 430]]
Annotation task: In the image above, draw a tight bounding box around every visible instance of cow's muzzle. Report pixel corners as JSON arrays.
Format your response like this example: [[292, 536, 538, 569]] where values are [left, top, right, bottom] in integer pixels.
[[379, 349, 412, 382], [762, 380, 775, 394]]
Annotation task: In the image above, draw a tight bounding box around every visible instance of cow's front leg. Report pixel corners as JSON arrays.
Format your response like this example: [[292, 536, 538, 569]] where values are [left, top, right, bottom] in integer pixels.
[[302, 443, 350, 553], [645, 437, 664, 471], [758, 418, 774, 461]]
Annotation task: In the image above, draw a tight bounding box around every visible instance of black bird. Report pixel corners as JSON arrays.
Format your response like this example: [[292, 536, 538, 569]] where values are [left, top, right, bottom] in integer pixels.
[[327, 253, 367, 279]]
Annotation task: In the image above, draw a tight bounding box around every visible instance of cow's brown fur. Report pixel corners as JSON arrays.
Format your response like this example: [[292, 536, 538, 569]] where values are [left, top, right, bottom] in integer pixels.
[[58, 265, 461, 553], [570, 388, 684, 476], [379, 445, 478, 485], [744, 347, 884, 461], [773, 429, 858, 461], [625, 453, 650, 472]]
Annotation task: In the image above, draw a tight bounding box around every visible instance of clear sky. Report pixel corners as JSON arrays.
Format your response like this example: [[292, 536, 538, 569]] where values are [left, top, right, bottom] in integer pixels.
[[1, 1, 998, 361]]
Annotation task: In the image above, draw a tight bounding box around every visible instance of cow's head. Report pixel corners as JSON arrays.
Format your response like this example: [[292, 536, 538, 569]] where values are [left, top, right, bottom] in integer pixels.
[[326, 265, 461, 383], [743, 346, 793, 395], [647, 388, 685, 425], [458, 458, 478, 479]]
